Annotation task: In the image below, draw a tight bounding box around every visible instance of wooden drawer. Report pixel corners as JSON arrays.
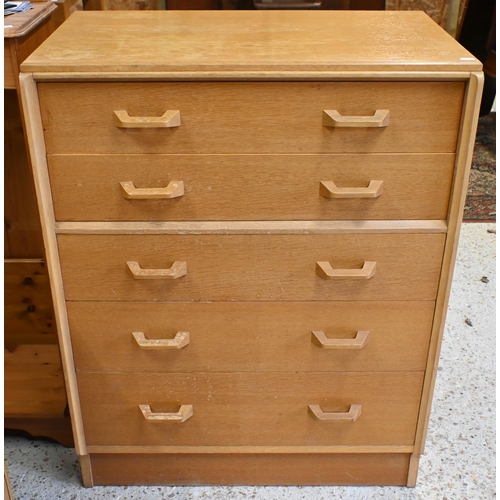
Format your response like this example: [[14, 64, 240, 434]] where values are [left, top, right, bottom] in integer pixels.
[[78, 371, 424, 447], [57, 233, 445, 301], [68, 301, 434, 373], [38, 81, 464, 154], [48, 153, 455, 221]]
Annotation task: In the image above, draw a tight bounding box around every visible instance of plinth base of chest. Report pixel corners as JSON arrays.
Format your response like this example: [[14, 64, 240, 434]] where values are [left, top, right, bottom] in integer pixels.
[[83, 452, 411, 486]]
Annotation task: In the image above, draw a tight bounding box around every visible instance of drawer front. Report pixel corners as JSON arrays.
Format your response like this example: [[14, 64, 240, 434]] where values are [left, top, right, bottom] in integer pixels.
[[68, 301, 434, 373], [57, 233, 445, 301], [78, 371, 424, 447], [39, 81, 464, 154], [49, 154, 455, 221]]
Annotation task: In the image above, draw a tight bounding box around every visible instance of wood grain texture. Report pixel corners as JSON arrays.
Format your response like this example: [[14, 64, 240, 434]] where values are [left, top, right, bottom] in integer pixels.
[[4, 259, 56, 345], [77, 371, 423, 447], [67, 301, 434, 373], [38, 81, 464, 154], [88, 452, 410, 485], [20, 11, 482, 74], [57, 233, 445, 301], [4, 345, 66, 418], [48, 154, 455, 221]]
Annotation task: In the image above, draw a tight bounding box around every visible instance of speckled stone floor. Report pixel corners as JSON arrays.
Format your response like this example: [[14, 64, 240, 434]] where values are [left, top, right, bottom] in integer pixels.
[[4, 223, 496, 500]]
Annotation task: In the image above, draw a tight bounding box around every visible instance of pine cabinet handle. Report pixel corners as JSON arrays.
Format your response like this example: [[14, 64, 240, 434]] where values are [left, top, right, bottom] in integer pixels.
[[323, 109, 390, 128], [312, 330, 369, 349], [316, 261, 376, 280], [132, 331, 190, 349], [320, 180, 383, 199], [126, 261, 187, 280], [120, 181, 184, 200], [308, 404, 362, 422], [139, 404, 193, 422], [113, 110, 181, 128]]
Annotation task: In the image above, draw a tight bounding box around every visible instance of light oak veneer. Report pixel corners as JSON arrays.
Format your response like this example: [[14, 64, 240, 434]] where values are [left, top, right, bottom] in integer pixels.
[[57, 233, 445, 301], [20, 11, 482, 74], [19, 10, 483, 487], [77, 372, 424, 447], [38, 81, 464, 154], [47, 154, 455, 221], [67, 301, 434, 373]]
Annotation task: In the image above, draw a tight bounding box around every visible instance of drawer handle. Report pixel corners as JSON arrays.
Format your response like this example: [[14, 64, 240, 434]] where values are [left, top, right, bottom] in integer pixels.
[[308, 404, 362, 422], [139, 404, 193, 422], [312, 330, 369, 349], [320, 180, 383, 199], [323, 109, 390, 128], [132, 331, 190, 349], [113, 110, 181, 128], [316, 261, 376, 280], [120, 181, 184, 200], [126, 261, 187, 280]]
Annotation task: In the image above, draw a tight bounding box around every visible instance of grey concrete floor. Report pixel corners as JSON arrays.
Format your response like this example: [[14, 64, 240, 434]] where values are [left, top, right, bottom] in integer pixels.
[[4, 222, 496, 500]]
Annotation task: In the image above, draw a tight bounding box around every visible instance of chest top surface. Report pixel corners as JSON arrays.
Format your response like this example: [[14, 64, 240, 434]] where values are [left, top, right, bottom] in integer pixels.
[[20, 10, 481, 76]]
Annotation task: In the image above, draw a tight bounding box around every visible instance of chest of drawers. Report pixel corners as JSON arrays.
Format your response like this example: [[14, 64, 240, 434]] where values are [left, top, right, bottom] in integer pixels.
[[20, 10, 483, 487]]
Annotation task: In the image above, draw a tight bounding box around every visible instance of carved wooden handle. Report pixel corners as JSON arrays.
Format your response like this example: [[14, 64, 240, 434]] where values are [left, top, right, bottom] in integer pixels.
[[120, 181, 184, 200], [308, 404, 362, 422], [132, 331, 190, 349], [126, 261, 187, 280], [312, 330, 369, 349], [316, 261, 376, 280], [139, 404, 193, 422], [323, 109, 389, 128], [320, 180, 383, 199], [113, 110, 181, 128]]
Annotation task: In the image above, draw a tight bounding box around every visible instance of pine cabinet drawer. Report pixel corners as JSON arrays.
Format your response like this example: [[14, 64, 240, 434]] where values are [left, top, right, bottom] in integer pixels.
[[48, 153, 455, 222], [57, 233, 445, 301], [68, 301, 434, 373], [38, 81, 464, 154], [78, 371, 424, 447]]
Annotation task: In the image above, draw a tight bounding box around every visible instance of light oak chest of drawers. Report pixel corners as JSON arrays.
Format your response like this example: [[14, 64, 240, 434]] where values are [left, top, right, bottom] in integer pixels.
[[20, 10, 483, 487]]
